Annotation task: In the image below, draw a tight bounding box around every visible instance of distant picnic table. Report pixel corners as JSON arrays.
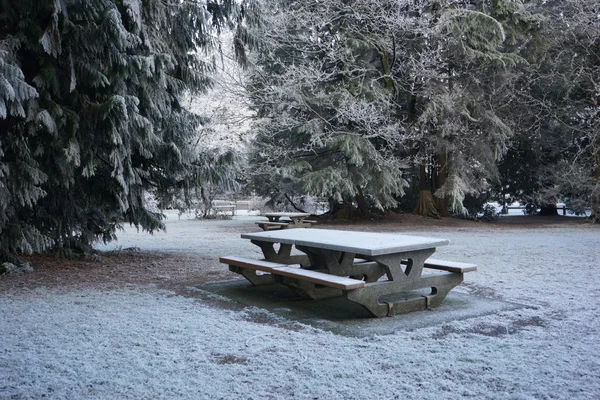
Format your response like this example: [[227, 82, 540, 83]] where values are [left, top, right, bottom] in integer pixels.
[[255, 212, 316, 231]]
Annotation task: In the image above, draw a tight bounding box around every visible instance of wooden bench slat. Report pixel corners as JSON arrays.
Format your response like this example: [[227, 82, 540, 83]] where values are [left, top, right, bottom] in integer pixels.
[[219, 256, 287, 272], [273, 266, 365, 290], [424, 258, 477, 273]]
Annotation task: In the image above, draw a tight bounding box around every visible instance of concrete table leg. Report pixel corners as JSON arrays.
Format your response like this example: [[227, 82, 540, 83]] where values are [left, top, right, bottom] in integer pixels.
[[345, 273, 465, 317], [274, 275, 343, 300], [296, 245, 387, 282], [251, 240, 310, 266], [342, 249, 465, 317], [228, 265, 274, 286]]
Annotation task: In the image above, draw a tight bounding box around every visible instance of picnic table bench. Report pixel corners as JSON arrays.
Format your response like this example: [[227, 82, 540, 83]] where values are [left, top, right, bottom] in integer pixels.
[[220, 229, 477, 317], [255, 212, 315, 231], [221, 256, 366, 290]]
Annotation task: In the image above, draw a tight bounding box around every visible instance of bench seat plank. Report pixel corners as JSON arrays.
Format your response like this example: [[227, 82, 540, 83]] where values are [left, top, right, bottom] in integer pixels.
[[255, 221, 290, 231], [424, 258, 477, 273], [219, 256, 287, 272], [220, 256, 365, 290], [273, 266, 365, 290]]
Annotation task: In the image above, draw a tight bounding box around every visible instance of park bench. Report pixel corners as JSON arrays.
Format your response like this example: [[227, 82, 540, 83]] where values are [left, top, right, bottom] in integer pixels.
[[212, 203, 236, 216]]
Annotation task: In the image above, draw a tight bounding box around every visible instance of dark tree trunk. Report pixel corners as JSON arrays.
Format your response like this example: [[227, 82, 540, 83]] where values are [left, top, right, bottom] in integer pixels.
[[327, 197, 359, 220], [435, 152, 448, 216], [538, 205, 559, 216], [356, 185, 368, 216], [589, 35, 600, 222], [414, 190, 440, 218], [592, 115, 600, 222], [380, 46, 393, 90], [414, 160, 440, 218]]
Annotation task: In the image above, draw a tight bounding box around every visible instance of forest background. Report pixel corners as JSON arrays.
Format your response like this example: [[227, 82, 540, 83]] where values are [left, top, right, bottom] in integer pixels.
[[0, 0, 599, 267]]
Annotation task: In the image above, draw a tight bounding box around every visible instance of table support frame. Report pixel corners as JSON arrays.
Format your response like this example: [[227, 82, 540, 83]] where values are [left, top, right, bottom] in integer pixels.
[[244, 232, 465, 317], [250, 240, 310, 267], [282, 246, 464, 317]]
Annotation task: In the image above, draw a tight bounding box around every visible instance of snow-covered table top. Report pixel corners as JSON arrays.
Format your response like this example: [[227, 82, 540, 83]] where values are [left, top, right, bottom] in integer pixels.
[[260, 212, 312, 224], [241, 229, 449, 256]]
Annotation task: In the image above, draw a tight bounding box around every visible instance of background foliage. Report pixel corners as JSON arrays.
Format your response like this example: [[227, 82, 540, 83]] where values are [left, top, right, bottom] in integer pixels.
[[1, 0, 598, 265], [0, 0, 240, 264], [240, 0, 598, 219]]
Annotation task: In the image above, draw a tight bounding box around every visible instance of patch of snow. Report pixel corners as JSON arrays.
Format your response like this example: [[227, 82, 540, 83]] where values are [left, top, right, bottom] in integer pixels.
[[1, 217, 599, 399]]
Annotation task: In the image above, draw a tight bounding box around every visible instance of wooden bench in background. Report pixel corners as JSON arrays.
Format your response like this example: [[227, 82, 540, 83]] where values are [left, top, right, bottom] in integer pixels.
[[213, 204, 236, 216]]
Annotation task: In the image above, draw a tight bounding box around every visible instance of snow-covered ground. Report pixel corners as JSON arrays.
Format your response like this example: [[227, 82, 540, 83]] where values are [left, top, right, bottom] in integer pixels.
[[1, 213, 599, 399]]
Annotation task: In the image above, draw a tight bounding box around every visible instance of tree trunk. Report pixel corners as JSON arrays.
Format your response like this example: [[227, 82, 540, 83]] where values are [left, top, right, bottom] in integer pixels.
[[380, 46, 393, 90], [591, 94, 600, 221], [414, 190, 440, 218], [435, 152, 448, 216], [414, 161, 439, 218], [327, 197, 359, 220], [589, 31, 600, 222], [538, 205, 559, 216], [592, 145, 600, 221], [356, 185, 368, 216]]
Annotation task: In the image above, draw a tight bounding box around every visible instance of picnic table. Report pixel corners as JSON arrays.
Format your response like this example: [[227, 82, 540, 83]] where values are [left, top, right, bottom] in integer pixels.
[[221, 229, 476, 317], [255, 212, 314, 231]]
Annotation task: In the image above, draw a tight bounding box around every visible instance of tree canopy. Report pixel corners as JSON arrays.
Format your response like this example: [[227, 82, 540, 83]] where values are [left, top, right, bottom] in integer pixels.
[[496, 0, 600, 217], [241, 0, 556, 218], [0, 0, 240, 265], [1, 0, 598, 267]]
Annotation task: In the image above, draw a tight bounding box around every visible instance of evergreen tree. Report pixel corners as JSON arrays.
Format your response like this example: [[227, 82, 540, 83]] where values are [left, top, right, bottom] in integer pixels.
[[0, 0, 239, 265], [497, 0, 600, 220], [410, 0, 540, 217], [243, 0, 425, 216], [242, 0, 538, 217]]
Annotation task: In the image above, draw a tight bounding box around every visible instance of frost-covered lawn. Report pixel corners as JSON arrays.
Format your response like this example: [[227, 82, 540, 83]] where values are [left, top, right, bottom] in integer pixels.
[[1, 214, 599, 399]]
